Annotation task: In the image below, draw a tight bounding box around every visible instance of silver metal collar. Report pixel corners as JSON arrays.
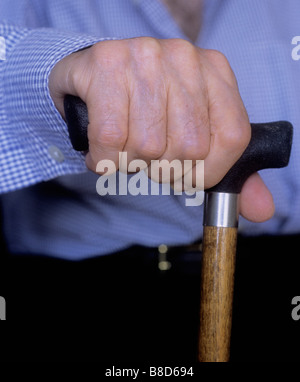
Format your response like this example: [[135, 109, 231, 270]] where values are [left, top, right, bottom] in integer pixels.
[[203, 192, 240, 228]]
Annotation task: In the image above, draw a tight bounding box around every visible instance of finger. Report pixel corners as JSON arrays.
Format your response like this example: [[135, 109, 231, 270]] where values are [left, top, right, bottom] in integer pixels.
[[147, 82, 209, 184], [123, 40, 167, 172], [202, 51, 251, 189], [163, 81, 210, 160], [155, 42, 210, 184], [84, 74, 129, 174], [240, 172, 275, 222]]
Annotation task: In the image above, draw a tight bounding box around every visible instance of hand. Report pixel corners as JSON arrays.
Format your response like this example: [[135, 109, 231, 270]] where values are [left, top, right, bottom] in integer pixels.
[[49, 37, 274, 222]]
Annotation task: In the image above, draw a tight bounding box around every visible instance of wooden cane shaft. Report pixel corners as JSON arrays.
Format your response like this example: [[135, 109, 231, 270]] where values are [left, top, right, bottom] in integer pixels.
[[198, 226, 237, 362]]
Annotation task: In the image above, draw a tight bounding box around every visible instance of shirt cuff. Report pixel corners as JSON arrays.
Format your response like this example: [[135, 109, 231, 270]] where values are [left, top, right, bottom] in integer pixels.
[[1, 24, 111, 193]]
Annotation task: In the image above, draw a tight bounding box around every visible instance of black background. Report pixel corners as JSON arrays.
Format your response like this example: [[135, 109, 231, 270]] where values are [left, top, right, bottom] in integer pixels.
[[0, 232, 299, 363]]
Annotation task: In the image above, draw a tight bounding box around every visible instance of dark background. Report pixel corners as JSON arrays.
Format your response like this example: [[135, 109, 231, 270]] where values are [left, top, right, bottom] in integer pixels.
[[0, 229, 299, 363]]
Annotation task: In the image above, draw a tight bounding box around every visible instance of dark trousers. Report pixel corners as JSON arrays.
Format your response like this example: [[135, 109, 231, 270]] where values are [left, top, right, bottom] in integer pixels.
[[0, 235, 300, 362]]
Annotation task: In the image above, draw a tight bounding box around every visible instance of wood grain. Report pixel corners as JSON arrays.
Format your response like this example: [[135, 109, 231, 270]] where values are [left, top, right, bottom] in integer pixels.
[[198, 226, 237, 362]]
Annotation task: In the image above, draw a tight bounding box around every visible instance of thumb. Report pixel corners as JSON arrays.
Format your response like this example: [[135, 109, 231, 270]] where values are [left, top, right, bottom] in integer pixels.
[[240, 172, 275, 223]]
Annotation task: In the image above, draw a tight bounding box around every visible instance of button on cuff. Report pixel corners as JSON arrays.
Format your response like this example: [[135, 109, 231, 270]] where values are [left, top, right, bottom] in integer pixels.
[[48, 145, 65, 163]]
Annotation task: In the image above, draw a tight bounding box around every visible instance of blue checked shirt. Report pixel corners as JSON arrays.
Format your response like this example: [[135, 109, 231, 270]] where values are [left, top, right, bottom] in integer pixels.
[[1, 0, 300, 259]]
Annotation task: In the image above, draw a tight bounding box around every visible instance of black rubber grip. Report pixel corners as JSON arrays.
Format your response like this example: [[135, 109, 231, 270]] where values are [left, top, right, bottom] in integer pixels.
[[64, 95, 89, 151], [64, 94, 293, 193], [208, 120, 293, 193]]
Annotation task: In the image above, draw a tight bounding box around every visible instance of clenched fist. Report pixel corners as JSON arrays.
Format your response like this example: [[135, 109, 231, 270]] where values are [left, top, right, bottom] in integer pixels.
[[49, 37, 274, 222]]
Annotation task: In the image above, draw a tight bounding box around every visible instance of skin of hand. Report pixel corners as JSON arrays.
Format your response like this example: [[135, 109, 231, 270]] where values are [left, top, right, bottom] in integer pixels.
[[49, 37, 275, 223]]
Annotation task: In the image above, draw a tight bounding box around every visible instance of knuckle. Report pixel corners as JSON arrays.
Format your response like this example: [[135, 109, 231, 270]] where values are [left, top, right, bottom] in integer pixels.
[[130, 37, 162, 63], [205, 49, 236, 84], [181, 108, 210, 160], [91, 122, 126, 149], [182, 123, 209, 160], [182, 142, 201, 161], [138, 139, 165, 159], [169, 38, 195, 56], [222, 121, 251, 154], [206, 49, 229, 67], [130, 112, 167, 159], [128, 38, 164, 83], [91, 40, 129, 69], [167, 39, 199, 68]]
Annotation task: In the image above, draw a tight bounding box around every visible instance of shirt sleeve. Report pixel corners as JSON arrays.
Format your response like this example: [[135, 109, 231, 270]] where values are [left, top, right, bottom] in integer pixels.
[[0, 21, 107, 194]]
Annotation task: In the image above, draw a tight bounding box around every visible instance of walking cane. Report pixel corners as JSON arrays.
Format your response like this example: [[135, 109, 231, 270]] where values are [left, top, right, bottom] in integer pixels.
[[63, 95, 293, 363], [199, 121, 293, 362]]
